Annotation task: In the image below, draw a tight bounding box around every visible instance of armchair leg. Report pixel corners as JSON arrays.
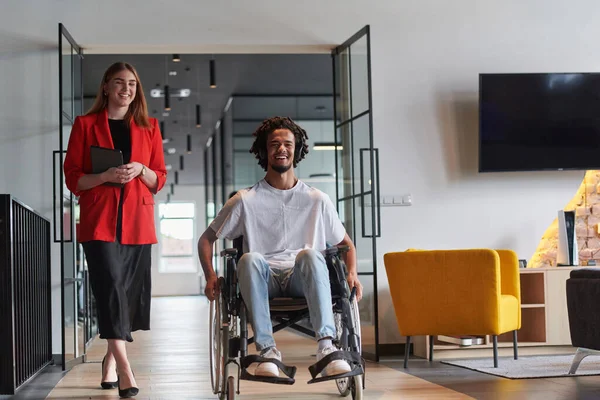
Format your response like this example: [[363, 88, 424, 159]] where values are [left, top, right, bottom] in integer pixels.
[[429, 335, 434, 362], [404, 336, 411, 369], [513, 330, 518, 360], [492, 335, 498, 368]]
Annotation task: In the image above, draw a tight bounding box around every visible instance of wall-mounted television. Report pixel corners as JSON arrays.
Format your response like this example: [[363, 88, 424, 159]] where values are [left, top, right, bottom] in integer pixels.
[[479, 73, 600, 172]]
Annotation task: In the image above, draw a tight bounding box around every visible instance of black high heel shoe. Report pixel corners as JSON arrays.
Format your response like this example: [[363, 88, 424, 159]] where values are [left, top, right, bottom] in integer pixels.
[[118, 371, 139, 399], [100, 356, 118, 390]]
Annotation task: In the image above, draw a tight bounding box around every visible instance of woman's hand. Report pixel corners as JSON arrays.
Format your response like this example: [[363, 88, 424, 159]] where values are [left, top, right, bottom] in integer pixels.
[[101, 163, 144, 185], [119, 162, 144, 183], [100, 167, 122, 184]]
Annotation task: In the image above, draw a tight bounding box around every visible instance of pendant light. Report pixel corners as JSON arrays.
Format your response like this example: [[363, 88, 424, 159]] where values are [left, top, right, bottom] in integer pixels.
[[180, 154, 185, 170], [170, 183, 175, 195], [164, 56, 171, 111], [196, 104, 201, 127], [209, 58, 216, 88], [164, 85, 170, 111], [172, 54, 180, 62], [186, 134, 192, 154]]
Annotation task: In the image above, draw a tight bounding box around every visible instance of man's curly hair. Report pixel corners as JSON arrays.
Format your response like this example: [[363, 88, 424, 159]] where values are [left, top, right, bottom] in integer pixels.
[[249, 116, 309, 171]]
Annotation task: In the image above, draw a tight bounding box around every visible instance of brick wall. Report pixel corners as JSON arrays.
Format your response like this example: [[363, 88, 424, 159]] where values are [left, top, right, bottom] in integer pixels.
[[529, 171, 600, 268]]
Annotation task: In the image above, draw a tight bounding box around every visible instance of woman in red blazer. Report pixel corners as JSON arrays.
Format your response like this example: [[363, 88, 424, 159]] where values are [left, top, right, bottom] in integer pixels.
[[64, 62, 166, 398]]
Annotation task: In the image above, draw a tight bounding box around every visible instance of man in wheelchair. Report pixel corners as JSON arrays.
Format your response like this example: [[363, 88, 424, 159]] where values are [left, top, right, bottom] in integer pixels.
[[198, 116, 363, 382]]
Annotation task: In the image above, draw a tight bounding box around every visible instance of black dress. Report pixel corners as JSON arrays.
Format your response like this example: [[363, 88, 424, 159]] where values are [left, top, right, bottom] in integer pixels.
[[81, 118, 152, 342]]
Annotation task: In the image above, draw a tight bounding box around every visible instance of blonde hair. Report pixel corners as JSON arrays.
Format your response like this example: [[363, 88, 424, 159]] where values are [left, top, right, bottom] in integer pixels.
[[87, 62, 151, 128]]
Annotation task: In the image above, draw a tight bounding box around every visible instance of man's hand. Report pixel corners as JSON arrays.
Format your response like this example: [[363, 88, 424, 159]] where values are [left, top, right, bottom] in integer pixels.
[[205, 272, 219, 301], [347, 272, 363, 302]]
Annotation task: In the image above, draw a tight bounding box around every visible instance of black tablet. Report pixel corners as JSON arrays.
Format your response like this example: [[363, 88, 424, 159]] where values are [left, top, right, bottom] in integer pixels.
[[90, 146, 124, 187]]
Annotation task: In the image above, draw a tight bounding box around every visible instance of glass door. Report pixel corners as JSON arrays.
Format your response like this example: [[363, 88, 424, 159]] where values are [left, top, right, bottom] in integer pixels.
[[56, 23, 86, 370], [332, 25, 381, 362]]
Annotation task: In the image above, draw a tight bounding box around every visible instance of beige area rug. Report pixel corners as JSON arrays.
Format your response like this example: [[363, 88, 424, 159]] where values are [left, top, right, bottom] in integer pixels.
[[442, 354, 600, 379]]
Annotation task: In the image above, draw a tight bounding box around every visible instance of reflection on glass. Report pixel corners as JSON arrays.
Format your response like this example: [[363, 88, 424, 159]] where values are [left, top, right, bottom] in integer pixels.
[[357, 274, 376, 358], [61, 36, 73, 119], [73, 51, 83, 117], [350, 35, 370, 117], [335, 49, 351, 123], [64, 282, 76, 362]]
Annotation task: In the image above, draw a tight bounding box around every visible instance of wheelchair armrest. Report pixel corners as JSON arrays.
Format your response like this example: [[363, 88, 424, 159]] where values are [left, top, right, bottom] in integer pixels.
[[220, 248, 238, 258], [325, 245, 350, 256]]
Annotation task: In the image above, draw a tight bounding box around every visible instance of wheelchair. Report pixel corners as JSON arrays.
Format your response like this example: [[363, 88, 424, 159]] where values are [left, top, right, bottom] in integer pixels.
[[209, 240, 365, 399]]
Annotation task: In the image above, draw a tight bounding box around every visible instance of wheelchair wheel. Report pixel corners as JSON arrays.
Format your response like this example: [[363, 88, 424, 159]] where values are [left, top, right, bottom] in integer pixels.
[[336, 296, 362, 397], [209, 294, 224, 395]]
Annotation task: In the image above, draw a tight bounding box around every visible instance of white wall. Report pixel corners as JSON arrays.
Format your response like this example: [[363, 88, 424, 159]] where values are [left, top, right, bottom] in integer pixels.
[[151, 184, 206, 296], [368, 3, 590, 343], [0, 34, 62, 354]]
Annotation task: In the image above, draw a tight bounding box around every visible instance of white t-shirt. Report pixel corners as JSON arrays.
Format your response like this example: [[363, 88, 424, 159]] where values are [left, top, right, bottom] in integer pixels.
[[209, 179, 346, 270]]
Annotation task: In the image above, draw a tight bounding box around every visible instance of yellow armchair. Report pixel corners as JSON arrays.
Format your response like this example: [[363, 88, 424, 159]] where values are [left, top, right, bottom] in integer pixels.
[[383, 249, 521, 368]]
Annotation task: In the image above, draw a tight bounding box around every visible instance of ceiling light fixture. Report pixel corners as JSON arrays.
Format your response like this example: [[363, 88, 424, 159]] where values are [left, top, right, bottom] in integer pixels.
[[174, 171, 179, 185], [170, 183, 175, 195], [150, 88, 191, 98], [186, 134, 192, 154], [313, 142, 343, 151], [196, 104, 201, 127], [209, 58, 216, 88], [172, 54, 180, 62], [180, 154, 185, 170]]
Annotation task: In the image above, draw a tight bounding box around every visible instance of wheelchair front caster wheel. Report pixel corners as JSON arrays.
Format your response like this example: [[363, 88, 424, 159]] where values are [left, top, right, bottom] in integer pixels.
[[351, 375, 363, 400], [226, 376, 236, 400]]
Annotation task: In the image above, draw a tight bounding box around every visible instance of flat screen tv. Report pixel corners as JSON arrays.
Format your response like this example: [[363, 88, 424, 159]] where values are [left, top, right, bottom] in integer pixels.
[[479, 73, 600, 172]]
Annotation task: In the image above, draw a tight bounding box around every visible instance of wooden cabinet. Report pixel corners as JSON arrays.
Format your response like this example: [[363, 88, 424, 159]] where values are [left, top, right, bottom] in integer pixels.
[[414, 267, 575, 359]]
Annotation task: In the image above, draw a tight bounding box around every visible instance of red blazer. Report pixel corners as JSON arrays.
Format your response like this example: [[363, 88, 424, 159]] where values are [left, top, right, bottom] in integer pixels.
[[63, 110, 167, 244]]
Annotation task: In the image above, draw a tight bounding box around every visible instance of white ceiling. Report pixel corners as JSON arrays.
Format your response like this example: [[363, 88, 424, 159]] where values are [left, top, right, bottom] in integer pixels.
[[2, 0, 379, 54]]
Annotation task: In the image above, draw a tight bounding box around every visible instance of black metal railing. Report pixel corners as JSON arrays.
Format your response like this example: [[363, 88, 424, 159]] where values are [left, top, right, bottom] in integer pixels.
[[0, 195, 52, 395]]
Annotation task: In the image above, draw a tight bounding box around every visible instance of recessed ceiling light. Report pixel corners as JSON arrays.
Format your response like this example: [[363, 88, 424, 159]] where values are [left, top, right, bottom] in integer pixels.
[[169, 71, 177, 76], [167, 148, 177, 154]]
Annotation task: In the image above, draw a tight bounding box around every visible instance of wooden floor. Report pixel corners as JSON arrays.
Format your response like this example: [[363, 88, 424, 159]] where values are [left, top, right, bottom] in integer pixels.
[[46, 296, 470, 399]]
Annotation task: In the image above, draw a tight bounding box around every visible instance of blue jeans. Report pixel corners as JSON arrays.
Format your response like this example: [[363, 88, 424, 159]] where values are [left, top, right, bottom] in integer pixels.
[[237, 249, 335, 351]]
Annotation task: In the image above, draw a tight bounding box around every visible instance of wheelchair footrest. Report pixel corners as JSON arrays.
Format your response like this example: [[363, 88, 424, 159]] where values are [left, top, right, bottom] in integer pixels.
[[307, 350, 364, 384], [240, 354, 297, 385], [307, 366, 363, 384], [240, 369, 295, 385]]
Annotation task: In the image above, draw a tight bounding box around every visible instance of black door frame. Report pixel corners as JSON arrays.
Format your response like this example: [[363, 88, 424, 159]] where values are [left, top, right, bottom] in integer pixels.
[[332, 25, 381, 361], [57, 22, 86, 370]]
